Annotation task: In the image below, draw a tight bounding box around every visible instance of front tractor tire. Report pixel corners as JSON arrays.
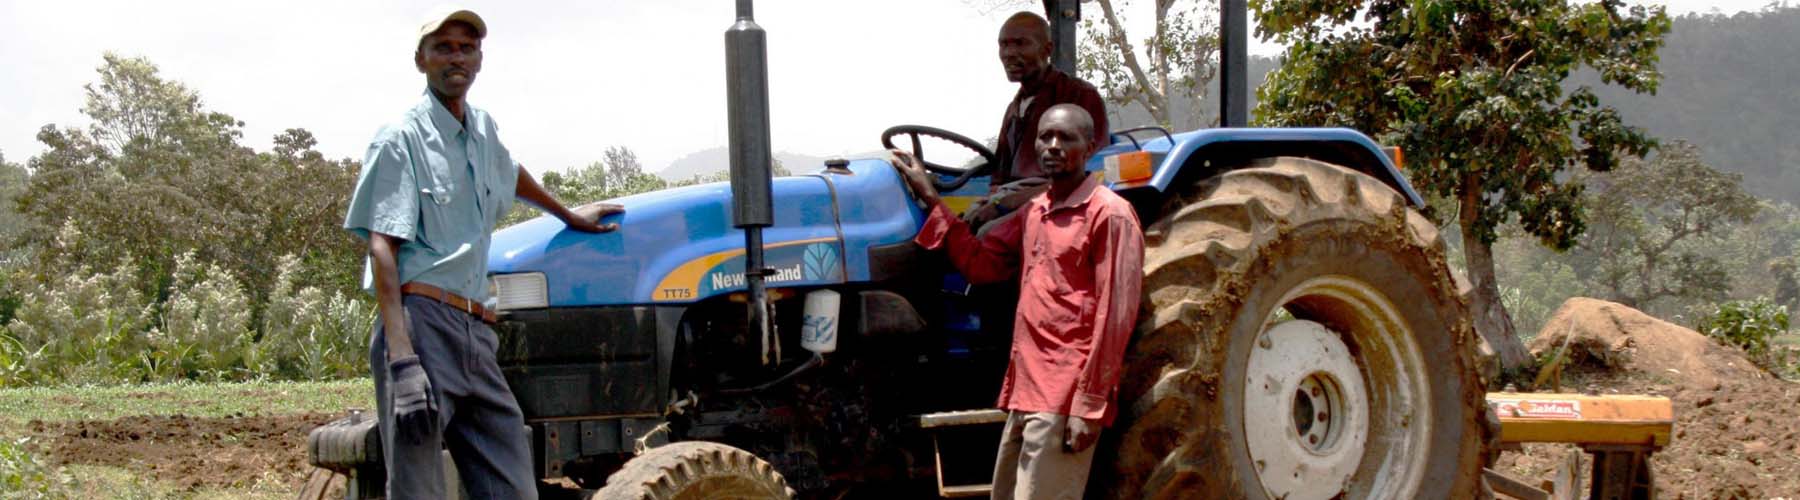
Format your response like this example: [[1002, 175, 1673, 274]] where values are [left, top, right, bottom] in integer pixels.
[[597, 441, 793, 500], [1099, 157, 1489, 499]]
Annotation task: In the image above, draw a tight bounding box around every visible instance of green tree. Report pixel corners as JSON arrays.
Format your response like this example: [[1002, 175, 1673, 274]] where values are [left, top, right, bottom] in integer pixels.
[[0, 53, 376, 384], [538, 151, 624, 208], [1254, 0, 1671, 368], [17, 54, 360, 315], [502, 146, 670, 227], [542, 146, 666, 203], [1716, 201, 1800, 302], [600, 148, 635, 190], [81, 53, 243, 157], [1079, 0, 1220, 130], [1578, 141, 1758, 310], [1772, 258, 1799, 314], [598, 146, 671, 198], [249, 129, 363, 297], [0, 151, 33, 268], [535, 164, 605, 211]]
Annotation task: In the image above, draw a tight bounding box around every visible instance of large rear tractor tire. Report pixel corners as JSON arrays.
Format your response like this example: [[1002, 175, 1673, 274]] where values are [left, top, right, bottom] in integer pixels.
[[596, 441, 794, 500], [1096, 157, 1490, 499]]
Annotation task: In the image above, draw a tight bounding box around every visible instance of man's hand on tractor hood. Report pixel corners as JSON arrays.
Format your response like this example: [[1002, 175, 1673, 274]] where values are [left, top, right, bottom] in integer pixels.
[[566, 202, 625, 233], [889, 149, 941, 206]]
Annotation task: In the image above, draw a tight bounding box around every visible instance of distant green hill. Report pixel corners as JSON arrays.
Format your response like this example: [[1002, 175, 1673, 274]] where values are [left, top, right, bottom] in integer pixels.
[[657, 147, 828, 182], [1047, 6, 1800, 204], [1575, 6, 1800, 204]]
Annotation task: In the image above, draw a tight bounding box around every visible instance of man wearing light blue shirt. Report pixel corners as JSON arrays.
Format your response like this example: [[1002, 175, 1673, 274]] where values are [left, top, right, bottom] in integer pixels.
[[342, 8, 621, 499]]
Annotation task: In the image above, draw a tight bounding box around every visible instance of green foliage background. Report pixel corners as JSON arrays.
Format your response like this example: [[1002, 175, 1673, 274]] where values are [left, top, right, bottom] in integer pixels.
[[4, 5, 1799, 385], [0, 55, 689, 387]]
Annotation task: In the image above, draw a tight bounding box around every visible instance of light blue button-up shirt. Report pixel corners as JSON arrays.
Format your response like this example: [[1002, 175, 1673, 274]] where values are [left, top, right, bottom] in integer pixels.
[[343, 92, 519, 302]]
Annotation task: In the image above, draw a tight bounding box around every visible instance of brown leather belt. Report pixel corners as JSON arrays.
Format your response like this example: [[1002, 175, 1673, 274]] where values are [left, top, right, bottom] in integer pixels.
[[401, 282, 497, 325]]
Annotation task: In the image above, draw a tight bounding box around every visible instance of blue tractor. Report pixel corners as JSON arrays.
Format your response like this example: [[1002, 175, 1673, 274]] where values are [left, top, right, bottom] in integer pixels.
[[305, 1, 1491, 498]]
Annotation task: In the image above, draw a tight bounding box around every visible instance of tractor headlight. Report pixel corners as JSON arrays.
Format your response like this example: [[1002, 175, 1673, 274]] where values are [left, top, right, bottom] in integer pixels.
[[490, 272, 549, 311]]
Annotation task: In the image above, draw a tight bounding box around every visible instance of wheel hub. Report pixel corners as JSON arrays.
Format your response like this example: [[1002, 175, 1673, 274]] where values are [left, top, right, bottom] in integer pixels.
[[1243, 319, 1368, 500]]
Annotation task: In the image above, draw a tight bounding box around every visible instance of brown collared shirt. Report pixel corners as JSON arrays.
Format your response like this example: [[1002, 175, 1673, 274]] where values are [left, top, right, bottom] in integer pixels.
[[994, 69, 1110, 188]]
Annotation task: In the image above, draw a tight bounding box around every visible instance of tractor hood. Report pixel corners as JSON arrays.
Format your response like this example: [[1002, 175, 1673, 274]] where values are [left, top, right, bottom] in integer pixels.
[[488, 159, 924, 307]]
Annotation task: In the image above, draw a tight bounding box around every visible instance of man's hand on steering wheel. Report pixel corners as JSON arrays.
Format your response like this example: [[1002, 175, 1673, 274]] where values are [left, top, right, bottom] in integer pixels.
[[889, 149, 942, 206], [880, 125, 998, 192]]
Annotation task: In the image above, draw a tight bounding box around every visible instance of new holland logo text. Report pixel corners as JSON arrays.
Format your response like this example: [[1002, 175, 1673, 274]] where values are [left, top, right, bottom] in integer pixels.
[[709, 264, 803, 290]]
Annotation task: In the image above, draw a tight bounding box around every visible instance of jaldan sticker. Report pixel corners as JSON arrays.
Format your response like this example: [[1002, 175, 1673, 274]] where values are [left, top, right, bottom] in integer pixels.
[[1490, 399, 1582, 419]]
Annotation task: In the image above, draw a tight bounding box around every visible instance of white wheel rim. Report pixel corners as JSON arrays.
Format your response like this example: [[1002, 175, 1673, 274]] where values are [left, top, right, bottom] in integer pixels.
[[1244, 320, 1366, 499], [1242, 276, 1432, 499]]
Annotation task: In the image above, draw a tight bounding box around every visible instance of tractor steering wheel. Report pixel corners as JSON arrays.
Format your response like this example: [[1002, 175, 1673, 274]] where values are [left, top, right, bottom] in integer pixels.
[[880, 125, 998, 192]]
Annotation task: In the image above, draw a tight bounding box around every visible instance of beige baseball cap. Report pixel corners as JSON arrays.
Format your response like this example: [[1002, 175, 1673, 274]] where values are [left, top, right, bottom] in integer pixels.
[[417, 6, 486, 45]]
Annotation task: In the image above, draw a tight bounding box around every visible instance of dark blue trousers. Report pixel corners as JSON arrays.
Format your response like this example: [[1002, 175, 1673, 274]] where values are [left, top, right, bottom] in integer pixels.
[[371, 295, 537, 500]]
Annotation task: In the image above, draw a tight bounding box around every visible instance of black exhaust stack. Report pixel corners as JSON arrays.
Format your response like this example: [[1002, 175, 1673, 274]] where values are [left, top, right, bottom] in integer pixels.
[[726, 0, 776, 363], [1043, 0, 1081, 75], [1042, 0, 1247, 127], [1220, 0, 1248, 127]]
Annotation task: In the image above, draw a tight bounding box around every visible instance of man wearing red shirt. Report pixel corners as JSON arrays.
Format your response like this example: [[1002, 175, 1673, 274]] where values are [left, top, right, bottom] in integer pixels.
[[891, 104, 1144, 499]]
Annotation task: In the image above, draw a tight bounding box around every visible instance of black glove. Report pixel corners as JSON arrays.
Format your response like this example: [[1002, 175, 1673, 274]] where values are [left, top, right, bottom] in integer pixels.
[[388, 355, 436, 441]]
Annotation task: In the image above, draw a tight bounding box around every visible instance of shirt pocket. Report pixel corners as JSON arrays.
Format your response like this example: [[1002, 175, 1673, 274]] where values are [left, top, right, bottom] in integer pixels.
[[1043, 215, 1091, 293], [414, 155, 457, 250]]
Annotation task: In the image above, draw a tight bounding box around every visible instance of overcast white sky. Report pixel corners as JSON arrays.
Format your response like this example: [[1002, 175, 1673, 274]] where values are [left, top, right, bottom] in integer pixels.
[[0, 0, 1771, 176]]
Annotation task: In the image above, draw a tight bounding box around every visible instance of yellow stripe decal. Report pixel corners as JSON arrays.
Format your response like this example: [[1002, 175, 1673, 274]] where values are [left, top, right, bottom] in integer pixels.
[[940, 195, 979, 215], [651, 237, 839, 302]]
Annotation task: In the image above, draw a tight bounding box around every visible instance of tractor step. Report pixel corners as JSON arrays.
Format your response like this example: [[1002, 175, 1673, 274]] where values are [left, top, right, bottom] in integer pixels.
[[918, 408, 1007, 429], [916, 409, 1009, 498], [938, 484, 993, 498]]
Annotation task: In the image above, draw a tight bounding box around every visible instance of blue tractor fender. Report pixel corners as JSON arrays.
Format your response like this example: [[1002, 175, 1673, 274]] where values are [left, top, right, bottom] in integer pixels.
[[1094, 127, 1426, 208], [488, 159, 925, 308]]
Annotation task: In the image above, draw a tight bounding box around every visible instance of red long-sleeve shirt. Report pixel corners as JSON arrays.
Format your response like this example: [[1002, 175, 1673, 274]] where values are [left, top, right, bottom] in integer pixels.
[[914, 174, 1144, 426]]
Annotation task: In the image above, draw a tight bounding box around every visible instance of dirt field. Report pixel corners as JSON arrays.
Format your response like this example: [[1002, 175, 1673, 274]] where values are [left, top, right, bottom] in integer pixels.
[[0, 380, 365, 498], [25, 412, 337, 493], [1495, 298, 1800, 499], [9, 300, 1796, 498]]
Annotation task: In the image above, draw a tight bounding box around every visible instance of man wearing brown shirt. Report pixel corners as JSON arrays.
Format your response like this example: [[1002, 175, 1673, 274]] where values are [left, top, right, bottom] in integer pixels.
[[965, 11, 1110, 229]]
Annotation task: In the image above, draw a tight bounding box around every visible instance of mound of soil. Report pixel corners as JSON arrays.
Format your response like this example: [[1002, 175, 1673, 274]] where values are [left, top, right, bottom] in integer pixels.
[[1527, 297, 1768, 390], [1495, 298, 1800, 498], [30, 412, 338, 491]]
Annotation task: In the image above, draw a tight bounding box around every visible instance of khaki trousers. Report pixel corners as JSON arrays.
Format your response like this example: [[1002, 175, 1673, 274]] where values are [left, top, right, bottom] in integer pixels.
[[991, 411, 1097, 500]]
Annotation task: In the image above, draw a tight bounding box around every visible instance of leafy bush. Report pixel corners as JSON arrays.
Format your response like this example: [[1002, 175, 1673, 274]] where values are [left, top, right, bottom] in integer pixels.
[[0, 253, 372, 386], [0, 328, 25, 385], [144, 251, 256, 381], [1701, 297, 1790, 360], [260, 255, 372, 380], [2, 258, 152, 386], [0, 437, 73, 499]]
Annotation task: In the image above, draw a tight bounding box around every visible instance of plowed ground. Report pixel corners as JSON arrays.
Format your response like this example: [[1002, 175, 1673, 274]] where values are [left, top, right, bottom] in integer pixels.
[[27, 412, 337, 492]]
